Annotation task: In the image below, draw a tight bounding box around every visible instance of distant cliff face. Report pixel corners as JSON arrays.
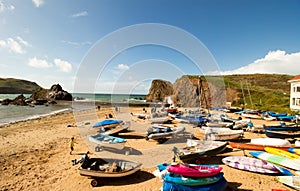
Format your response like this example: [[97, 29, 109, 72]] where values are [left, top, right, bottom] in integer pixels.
[[145, 76, 229, 108], [145, 79, 174, 102]]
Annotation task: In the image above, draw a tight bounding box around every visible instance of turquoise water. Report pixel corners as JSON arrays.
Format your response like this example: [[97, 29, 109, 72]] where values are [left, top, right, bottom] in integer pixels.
[[0, 93, 146, 125], [72, 93, 146, 103]]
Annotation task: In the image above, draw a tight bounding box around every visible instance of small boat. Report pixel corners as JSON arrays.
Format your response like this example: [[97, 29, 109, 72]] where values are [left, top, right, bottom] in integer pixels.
[[146, 126, 185, 140], [173, 139, 228, 162], [228, 141, 300, 151], [103, 121, 130, 135], [76, 155, 142, 187], [194, 127, 244, 141], [268, 111, 287, 118], [89, 134, 126, 151], [250, 138, 292, 147], [250, 151, 300, 171], [241, 111, 262, 119], [277, 115, 297, 122], [93, 119, 124, 129], [166, 163, 223, 178], [222, 156, 292, 175], [265, 130, 300, 139]]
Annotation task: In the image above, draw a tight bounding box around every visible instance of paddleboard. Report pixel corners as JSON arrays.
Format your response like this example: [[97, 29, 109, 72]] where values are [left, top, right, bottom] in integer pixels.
[[164, 172, 224, 186], [277, 176, 300, 190], [265, 147, 300, 159], [288, 148, 300, 156], [250, 151, 300, 171], [222, 156, 293, 175]]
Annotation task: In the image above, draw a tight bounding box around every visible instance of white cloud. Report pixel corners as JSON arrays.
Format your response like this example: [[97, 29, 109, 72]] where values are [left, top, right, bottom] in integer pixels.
[[117, 64, 130, 70], [221, 50, 300, 75], [54, 58, 72, 72], [0, 1, 15, 12], [0, 36, 30, 54], [28, 57, 52, 68], [16, 36, 30, 47], [32, 0, 43, 8], [70, 11, 88, 18]]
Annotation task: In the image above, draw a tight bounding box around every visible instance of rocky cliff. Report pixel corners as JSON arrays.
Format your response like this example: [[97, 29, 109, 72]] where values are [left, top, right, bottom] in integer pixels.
[[1, 84, 72, 106], [30, 84, 72, 102], [145, 76, 247, 108], [145, 79, 174, 102]]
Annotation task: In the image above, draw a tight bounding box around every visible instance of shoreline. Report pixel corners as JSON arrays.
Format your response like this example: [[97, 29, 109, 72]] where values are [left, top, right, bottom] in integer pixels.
[[0, 100, 155, 128]]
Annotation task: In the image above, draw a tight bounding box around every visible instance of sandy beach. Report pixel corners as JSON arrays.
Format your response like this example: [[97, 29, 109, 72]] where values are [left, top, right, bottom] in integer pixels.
[[0, 105, 296, 191]]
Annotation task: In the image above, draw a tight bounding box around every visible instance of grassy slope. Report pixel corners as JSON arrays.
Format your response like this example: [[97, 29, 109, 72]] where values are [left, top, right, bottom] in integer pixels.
[[224, 74, 293, 113], [0, 78, 42, 94], [188, 74, 295, 113]]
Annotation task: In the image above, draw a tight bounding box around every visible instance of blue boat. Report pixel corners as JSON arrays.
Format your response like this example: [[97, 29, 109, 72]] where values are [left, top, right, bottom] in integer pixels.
[[92, 119, 123, 128], [267, 111, 287, 117], [265, 130, 300, 139]]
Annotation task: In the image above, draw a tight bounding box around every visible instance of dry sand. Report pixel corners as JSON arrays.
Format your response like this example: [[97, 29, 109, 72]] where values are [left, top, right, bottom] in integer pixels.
[[0, 106, 296, 191]]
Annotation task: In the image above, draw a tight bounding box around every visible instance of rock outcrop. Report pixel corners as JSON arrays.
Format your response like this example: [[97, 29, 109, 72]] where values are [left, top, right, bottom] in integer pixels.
[[145, 80, 174, 102], [30, 84, 72, 103], [145, 76, 228, 108]]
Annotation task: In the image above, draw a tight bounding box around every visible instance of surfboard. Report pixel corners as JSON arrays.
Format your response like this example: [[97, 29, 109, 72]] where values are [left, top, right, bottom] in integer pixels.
[[265, 147, 300, 159], [222, 156, 293, 175], [250, 151, 300, 171], [277, 176, 300, 190], [163, 172, 224, 186], [288, 148, 300, 156]]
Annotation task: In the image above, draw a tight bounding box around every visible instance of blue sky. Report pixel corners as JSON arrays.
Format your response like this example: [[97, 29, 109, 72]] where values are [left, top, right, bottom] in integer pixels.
[[0, 0, 299, 93]]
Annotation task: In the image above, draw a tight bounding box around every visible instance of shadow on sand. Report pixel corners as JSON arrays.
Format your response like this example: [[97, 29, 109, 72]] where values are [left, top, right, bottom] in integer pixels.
[[90, 170, 155, 187], [95, 146, 143, 156], [226, 182, 253, 191]]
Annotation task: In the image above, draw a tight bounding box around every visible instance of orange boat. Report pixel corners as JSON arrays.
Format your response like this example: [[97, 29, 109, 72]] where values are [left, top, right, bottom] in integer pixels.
[[229, 142, 300, 151]]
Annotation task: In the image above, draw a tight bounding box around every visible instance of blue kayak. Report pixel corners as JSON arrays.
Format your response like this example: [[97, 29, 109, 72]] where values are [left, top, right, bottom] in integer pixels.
[[163, 176, 227, 191], [93, 119, 123, 128], [164, 172, 224, 186]]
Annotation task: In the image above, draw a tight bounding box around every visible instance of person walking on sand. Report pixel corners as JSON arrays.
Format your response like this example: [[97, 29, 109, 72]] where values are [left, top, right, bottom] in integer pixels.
[[69, 137, 75, 155]]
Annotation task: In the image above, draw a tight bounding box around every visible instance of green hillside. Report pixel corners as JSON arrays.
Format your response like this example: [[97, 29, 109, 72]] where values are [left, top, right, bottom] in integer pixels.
[[187, 74, 294, 113], [0, 78, 42, 94], [224, 74, 293, 113]]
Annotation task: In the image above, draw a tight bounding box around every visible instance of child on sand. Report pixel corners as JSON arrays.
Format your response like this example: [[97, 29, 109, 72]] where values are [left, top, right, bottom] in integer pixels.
[[69, 137, 75, 155]]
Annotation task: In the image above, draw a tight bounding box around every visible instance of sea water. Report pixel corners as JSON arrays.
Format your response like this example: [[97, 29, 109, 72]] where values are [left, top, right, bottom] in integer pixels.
[[0, 93, 147, 125]]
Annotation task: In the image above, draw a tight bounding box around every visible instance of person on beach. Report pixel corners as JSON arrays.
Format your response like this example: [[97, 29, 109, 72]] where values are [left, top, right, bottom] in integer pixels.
[[69, 137, 75, 155]]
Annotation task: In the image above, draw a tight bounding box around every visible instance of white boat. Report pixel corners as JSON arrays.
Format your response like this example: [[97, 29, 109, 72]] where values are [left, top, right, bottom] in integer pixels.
[[75, 155, 142, 187], [103, 121, 130, 135], [195, 127, 244, 141], [146, 126, 185, 140], [250, 138, 292, 147], [89, 134, 127, 151], [241, 112, 262, 119], [173, 139, 228, 162]]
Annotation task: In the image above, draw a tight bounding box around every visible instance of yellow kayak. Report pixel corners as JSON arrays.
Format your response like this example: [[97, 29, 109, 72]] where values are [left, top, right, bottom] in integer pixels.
[[264, 147, 300, 160]]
